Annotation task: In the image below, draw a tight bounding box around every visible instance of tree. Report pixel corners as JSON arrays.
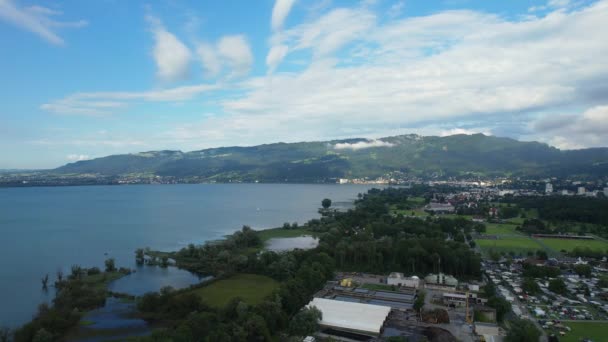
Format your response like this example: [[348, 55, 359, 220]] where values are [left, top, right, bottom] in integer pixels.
[[548, 278, 567, 295], [135, 248, 145, 264], [321, 198, 332, 209], [505, 318, 541, 342], [41, 274, 49, 290], [288, 306, 322, 337], [522, 278, 540, 295], [536, 250, 548, 260], [0, 327, 11, 342], [484, 282, 496, 297], [574, 264, 592, 278], [487, 296, 511, 322], [105, 258, 116, 272], [414, 290, 426, 312], [32, 328, 53, 342]]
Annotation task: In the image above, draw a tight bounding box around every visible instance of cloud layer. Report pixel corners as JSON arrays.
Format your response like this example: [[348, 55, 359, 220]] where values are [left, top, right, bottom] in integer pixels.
[[40, 0, 608, 153]]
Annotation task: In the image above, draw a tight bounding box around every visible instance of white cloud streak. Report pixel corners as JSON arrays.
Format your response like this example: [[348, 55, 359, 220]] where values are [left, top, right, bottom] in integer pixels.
[[41, 84, 219, 115], [271, 0, 296, 31], [333, 140, 395, 150], [66, 154, 90, 161], [0, 0, 87, 45]]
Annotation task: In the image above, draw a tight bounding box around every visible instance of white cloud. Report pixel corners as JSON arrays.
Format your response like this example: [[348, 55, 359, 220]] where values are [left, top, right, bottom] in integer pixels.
[[266, 44, 289, 72], [42, 1, 608, 150], [333, 140, 395, 150], [66, 154, 90, 161], [439, 128, 491, 137], [147, 15, 192, 82], [271, 0, 296, 31], [271, 7, 376, 58], [197, 43, 222, 77], [217, 35, 254, 77], [531, 105, 608, 149], [41, 83, 219, 115], [0, 0, 87, 45]]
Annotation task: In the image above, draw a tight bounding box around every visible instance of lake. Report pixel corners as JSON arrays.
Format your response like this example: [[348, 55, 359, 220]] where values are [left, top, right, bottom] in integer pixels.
[[0, 183, 373, 328]]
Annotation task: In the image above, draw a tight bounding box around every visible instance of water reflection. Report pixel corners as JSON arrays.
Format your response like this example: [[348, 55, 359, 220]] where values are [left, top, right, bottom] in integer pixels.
[[109, 265, 204, 296]]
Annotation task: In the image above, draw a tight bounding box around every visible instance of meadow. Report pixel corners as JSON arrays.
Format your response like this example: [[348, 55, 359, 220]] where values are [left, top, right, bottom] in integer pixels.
[[539, 238, 608, 252], [190, 274, 280, 308], [545, 322, 608, 342], [476, 236, 544, 254]]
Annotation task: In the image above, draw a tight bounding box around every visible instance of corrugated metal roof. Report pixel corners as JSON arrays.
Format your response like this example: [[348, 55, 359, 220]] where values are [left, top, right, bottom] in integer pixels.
[[307, 298, 391, 334]]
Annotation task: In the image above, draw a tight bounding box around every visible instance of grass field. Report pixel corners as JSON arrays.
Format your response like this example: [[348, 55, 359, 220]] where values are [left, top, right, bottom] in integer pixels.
[[190, 274, 279, 308], [476, 237, 544, 254], [256, 227, 315, 242], [484, 223, 521, 235], [539, 238, 608, 252], [545, 322, 608, 342]]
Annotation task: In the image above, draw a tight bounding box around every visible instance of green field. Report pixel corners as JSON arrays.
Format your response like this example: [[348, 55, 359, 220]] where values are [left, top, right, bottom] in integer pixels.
[[190, 274, 280, 308], [476, 237, 544, 254], [539, 238, 608, 252], [257, 227, 315, 242], [545, 322, 608, 342], [484, 223, 521, 235]]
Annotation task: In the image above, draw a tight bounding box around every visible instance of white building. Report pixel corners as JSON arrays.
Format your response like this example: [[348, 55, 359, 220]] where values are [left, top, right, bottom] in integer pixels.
[[307, 298, 391, 337], [386, 272, 421, 288], [545, 183, 553, 194], [604, 187, 608, 197], [578, 187, 586, 195]]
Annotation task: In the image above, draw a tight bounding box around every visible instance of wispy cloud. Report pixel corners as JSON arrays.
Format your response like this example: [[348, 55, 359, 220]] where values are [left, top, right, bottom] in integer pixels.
[[66, 154, 90, 161], [41, 84, 219, 115], [0, 0, 87, 45]]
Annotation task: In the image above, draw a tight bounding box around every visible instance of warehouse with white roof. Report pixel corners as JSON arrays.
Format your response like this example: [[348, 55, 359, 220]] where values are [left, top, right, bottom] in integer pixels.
[[307, 297, 391, 337]]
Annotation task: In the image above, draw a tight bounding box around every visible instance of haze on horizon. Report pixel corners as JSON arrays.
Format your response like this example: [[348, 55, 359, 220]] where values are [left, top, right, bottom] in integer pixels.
[[1, 0, 608, 169]]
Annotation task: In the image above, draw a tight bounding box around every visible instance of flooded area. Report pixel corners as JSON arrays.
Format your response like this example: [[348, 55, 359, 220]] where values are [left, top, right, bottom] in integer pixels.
[[265, 235, 319, 252], [109, 265, 205, 296], [67, 297, 150, 342]]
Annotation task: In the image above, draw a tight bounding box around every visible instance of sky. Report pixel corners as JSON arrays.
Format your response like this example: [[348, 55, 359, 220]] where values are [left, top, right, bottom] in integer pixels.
[[1, 0, 607, 169]]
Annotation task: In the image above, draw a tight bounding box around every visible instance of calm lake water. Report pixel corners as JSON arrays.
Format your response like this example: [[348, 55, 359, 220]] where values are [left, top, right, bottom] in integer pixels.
[[0, 183, 373, 328]]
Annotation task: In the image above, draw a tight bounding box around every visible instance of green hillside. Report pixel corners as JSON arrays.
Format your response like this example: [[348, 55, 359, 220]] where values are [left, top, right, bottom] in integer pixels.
[[53, 134, 608, 181]]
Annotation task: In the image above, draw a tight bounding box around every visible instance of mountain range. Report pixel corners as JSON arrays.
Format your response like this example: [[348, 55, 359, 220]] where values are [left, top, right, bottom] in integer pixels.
[[54, 134, 608, 182]]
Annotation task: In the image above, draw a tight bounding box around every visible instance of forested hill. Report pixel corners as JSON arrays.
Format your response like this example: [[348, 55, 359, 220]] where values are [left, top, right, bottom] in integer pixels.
[[54, 134, 608, 181]]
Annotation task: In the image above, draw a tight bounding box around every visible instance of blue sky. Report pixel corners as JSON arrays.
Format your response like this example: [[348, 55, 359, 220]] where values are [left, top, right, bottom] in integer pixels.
[[1, 0, 607, 169]]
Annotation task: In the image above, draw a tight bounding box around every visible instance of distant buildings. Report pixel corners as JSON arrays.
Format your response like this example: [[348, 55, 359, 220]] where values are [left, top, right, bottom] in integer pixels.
[[426, 202, 455, 214], [578, 186, 586, 195], [545, 183, 553, 194], [386, 272, 422, 288], [604, 187, 608, 197]]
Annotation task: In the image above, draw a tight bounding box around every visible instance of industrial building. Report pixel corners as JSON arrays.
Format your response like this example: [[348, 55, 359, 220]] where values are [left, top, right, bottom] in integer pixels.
[[424, 273, 458, 289], [386, 272, 422, 288], [307, 298, 391, 338]]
